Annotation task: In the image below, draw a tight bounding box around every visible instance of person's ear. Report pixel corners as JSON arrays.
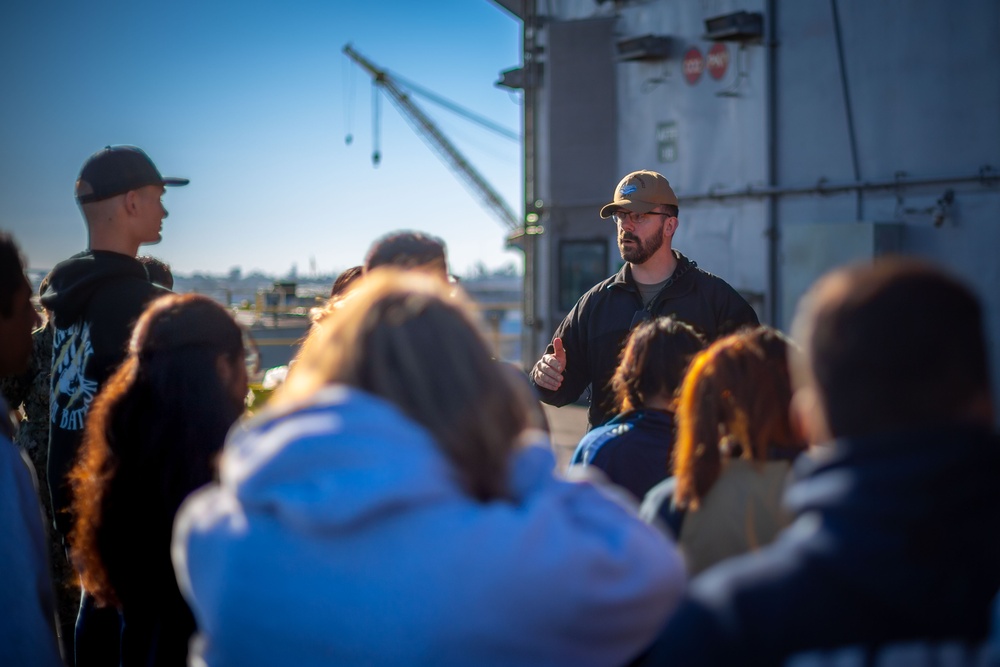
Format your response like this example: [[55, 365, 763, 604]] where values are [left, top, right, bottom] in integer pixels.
[[664, 215, 678, 238], [791, 386, 831, 446], [122, 189, 140, 216]]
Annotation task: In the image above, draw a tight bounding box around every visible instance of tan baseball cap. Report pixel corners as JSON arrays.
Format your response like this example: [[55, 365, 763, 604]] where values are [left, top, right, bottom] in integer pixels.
[[599, 170, 678, 219]]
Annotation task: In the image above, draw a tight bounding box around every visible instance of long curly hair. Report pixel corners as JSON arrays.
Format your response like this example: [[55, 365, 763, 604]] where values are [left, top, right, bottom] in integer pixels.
[[672, 327, 803, 510], [70, 294, 246, 606], [276, 269, 530, 502]]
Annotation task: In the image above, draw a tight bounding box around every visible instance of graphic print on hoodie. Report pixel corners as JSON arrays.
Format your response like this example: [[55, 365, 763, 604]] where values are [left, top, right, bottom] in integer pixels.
[[51, 322, 98, 431], [41, 250, 167, 537]]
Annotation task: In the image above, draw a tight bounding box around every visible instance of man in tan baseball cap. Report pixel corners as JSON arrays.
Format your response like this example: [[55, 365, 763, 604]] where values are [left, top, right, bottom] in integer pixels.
[[599, 170, 679, 218], [531, 169, 758, 428]]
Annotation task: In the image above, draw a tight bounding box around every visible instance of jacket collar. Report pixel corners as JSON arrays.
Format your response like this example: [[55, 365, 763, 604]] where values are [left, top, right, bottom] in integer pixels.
[[608, 250, 695, 298], [607, 408, 676, 428]]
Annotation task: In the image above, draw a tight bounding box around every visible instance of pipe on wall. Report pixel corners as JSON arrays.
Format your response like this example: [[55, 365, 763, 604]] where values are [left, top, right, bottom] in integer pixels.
[[678, 170, 997, 203], [765, 0, 780, 325], [830, 0, 863, 221]]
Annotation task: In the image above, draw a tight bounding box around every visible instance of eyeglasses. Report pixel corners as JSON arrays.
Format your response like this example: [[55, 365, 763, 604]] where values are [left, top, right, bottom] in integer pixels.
[[613, 210, 673, 225]]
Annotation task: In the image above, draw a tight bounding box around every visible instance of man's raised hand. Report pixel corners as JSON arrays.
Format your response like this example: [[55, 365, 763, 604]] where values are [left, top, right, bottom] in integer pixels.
[[532, 337, 566, 391]]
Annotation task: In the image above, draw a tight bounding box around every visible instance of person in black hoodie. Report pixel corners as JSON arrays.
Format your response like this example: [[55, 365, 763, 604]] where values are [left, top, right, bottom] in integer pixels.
[[636, 258, 1000, 666], [40, 145, 187, 665]]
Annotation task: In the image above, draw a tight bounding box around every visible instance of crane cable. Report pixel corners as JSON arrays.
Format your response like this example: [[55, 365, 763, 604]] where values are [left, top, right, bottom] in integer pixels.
[[344, 56, 356, 145], [390, 72, 519, 143], [348, 49, 517, 167], [372, 83, 382, 166]]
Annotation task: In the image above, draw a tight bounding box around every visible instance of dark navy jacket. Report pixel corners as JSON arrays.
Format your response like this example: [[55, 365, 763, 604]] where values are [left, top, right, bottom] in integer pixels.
[[635, 424, 1000, 667], [571, 409, 675, 501], [533, 251, 758, 427]]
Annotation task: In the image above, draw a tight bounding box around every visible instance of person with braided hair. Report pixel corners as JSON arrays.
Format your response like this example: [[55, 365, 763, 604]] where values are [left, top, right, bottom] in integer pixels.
[[640, 326, 806, 576]]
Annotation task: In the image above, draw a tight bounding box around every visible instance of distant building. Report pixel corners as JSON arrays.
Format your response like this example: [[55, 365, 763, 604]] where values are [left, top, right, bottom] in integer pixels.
[[170, 271, 524, 370]]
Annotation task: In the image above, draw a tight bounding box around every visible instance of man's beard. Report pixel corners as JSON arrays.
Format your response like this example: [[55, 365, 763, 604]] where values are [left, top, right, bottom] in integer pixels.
[[618, 220, 664, 264]]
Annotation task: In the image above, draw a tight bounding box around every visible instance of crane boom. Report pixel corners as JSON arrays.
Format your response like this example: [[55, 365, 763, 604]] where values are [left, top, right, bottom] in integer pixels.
[[343, 44, 520, 233]]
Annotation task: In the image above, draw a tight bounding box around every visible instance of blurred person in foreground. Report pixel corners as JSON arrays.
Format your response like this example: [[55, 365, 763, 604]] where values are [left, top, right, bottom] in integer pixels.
[[636, 258, 1000, 666], [570, 317, 704, 499], [0, 271, 78, 654], [640, 326, 805, 576], [70, 294, 249, 666], [0, 231, 63, 666], [172, 269, 684, 667]]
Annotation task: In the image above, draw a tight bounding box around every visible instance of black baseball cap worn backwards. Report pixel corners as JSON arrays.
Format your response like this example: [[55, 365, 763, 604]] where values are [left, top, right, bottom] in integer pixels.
[[75, 145, 189, 204]]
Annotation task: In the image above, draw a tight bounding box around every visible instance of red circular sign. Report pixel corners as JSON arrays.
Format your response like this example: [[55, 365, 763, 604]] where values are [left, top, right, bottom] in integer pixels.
[[707, 43, 730, 80], [683, 47, 704, 85]]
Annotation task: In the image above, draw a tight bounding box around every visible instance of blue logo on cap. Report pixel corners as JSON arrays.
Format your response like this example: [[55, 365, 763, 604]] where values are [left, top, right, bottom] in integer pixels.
[[621, 184, 637, 196]]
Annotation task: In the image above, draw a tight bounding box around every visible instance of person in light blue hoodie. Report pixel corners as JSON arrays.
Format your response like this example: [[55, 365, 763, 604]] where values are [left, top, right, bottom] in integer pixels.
[[173, 268, 686, 667]]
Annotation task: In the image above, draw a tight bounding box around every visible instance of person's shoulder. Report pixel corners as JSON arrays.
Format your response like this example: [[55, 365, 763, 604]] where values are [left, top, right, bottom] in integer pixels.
[[584, 268, 627, 299], [638, 475, 680, 529], [0, 430, 38, 507], [675, 254, 759, 325], [688, 527, 812, 614], [47, 250, 91, 275], [92, 276, 167, 310], [588, 412, 658, 460], [83, 281, 169, 352], [686, 261, 742, 293], [559, 268, 629, 322], [573, 419, 634, 465]]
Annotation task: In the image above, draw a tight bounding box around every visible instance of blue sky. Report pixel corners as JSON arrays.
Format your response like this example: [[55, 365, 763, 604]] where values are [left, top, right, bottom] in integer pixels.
[[1, 1, 522, 277]]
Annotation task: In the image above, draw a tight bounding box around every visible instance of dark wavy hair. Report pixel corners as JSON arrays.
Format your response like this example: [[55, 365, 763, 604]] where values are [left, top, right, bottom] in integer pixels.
[[673, 326, 804, 510], [70, 294, 246, 606], [330, 265, 363, 299], [610, 317, 705, 413], [137, 255, 174, 289]]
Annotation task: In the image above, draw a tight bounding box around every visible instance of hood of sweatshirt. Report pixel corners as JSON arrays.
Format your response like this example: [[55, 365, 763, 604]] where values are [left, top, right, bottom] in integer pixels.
[[219, 385, 463, 527], [41, 250, 148, 328], [173, 385, 686, 667]]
